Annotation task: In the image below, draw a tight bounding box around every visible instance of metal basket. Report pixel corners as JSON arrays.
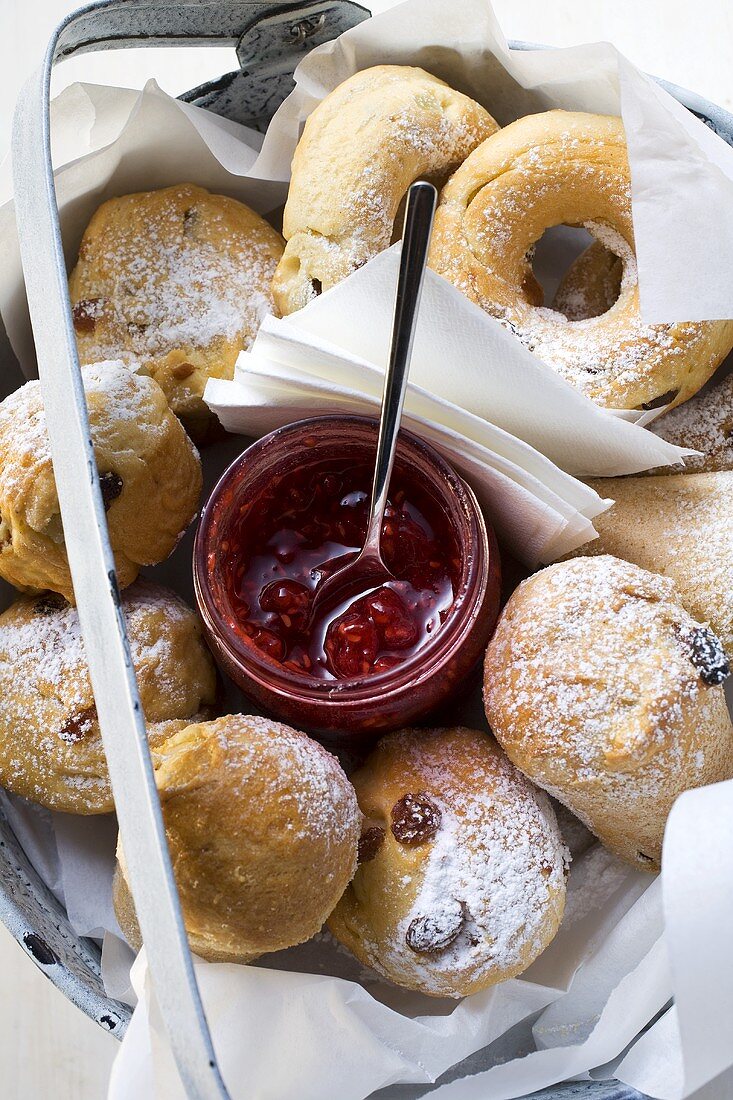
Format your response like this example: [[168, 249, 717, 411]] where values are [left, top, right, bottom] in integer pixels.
[[4, 2, 732, 1096]]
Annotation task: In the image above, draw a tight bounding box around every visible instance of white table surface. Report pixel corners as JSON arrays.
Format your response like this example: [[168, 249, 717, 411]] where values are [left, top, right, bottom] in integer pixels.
[[1, 1, 732, 1097]]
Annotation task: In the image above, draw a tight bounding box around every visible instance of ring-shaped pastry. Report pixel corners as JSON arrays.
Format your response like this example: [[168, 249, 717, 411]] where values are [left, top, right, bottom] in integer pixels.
[[429, 110, 733, 411], [271, 65, 498, 315]]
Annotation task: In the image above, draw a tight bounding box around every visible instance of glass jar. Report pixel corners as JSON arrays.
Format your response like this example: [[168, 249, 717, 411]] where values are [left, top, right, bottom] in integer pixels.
[[193, 416, 500, 741]]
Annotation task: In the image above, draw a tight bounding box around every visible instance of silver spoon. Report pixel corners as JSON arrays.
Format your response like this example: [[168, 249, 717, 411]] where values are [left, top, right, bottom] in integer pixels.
[[310, 180, 438, 620]]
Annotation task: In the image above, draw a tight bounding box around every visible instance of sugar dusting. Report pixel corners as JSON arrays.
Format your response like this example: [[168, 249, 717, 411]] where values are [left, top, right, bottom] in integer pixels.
[[162, 714, 361, 854], [0, 580, 204, 800], [486, 556, 727, 802], [0, 363, 168, 497], [74, 187, 279, 364], [652, 372, 733, 472], [354, 730, 567, 997]]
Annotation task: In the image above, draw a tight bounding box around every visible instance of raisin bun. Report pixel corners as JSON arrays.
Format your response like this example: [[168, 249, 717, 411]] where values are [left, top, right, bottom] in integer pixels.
[[114, 715, 360, 963], [484, 556, 733, 871], [0, 582, 217, 813], [328, 726, 567, 998], [0, 361, 201, 602], [69, 183, 284, 428]]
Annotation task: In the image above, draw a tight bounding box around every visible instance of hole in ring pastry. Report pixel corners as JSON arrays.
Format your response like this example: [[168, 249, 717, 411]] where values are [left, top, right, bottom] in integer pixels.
[[271, 65, 499, 316], [428, 110, 733, 411], [328, 726, 567, 998]]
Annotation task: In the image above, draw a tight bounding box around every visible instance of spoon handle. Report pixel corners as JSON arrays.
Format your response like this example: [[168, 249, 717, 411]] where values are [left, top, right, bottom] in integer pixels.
[[363, 180, 438, 555]]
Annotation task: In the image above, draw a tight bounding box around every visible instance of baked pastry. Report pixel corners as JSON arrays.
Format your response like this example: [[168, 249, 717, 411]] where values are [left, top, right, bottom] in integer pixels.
[[272, 65, 498, 315], [328, 726, 567, 998], [114, 714, 360, 963], [69, 184, 284, 426], [0, 361, 201, 601], [484, 556, 733, 870], [650, 372, 733, 473], [551, 241, 622, 321], [573, 471, 733, 653], [0, 581, 217, 813], [429, 111, 733, 411]]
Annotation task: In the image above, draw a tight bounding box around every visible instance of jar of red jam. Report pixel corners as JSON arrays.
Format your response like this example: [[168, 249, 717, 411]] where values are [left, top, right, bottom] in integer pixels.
[[194, 416, 500, 739]]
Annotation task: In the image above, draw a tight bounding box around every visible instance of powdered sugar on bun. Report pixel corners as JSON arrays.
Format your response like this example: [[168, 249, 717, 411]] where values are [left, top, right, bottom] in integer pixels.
[[484, 556, 733, 869], [328, 726, 567, 998]]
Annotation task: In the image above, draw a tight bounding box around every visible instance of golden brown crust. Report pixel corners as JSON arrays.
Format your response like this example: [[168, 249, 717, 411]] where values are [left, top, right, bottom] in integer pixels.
[[69, 184, 284, 424], [484, 556, 733, 869], [0, 362, 202, 601], [429, 110, 733, 410], [115, 715, 360, 963], [576, 471, 733, 655], [272, 65, 498, 315], [0, 582, 217, 814], [328, 726, 566, 998]]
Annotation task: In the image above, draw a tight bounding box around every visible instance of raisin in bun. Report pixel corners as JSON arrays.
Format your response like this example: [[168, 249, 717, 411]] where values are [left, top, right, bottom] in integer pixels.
[[69, 184, 284, 429], [484, 556, 733, 871], [114, 715, 360, 963], [328, 726, 567, 998], [0, 582, 216, 813], [0, 361, 201, 602]]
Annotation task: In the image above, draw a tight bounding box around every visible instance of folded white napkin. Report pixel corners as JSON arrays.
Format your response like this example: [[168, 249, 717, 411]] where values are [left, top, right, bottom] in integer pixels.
[[206, 246, 691, 565]]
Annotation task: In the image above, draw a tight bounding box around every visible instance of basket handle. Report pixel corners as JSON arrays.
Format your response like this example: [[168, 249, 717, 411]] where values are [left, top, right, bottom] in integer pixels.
[[10, 2, 366, 1097]]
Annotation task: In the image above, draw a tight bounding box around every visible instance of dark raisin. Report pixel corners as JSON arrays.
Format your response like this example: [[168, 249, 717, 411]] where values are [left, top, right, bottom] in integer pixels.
[[357, 826, 385, 864], [170, 361, 195, 381], [680, 625, 730, 686], [636, 850, 656, 865], [183, 208, 198, 234], [72, 298, 104, 333], [638, 388, 680, 411], [33, 592, 68, 616], [390, 792, 441, 846], [58, 704, 97, 743], [310, 278, 323, 296], [406, 906, 464, 954], [99, 471, 123, 512]]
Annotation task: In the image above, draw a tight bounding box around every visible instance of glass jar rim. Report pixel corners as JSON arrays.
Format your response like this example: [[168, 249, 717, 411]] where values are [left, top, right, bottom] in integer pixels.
[[193, 415, 491, 705]]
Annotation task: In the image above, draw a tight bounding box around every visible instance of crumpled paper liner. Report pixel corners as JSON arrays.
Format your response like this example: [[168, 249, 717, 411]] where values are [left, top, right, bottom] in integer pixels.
[[0, 0, 730, 1096]]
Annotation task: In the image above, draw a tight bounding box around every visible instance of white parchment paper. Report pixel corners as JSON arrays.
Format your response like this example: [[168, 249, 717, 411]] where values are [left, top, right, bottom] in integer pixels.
[[0, 0, 731, 1097]]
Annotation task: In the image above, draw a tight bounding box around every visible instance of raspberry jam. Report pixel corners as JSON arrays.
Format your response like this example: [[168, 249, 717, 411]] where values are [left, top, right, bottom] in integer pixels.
[[220, 459, 461, 681], [194, 416, 500, 739]]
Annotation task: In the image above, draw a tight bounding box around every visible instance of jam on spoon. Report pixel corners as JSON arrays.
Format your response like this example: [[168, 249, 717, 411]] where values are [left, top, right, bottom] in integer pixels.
[[221, 456, 461, 680]]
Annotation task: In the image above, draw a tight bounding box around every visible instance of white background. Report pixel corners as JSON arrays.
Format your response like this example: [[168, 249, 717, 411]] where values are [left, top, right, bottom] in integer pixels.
[[0, 1, 732, 1097]]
